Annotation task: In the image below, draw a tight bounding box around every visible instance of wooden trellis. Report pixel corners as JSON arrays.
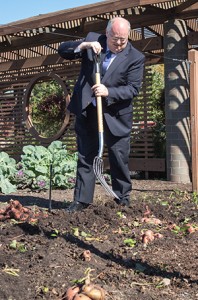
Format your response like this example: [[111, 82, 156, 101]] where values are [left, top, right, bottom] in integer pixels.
[[0, 60, 165, 176]]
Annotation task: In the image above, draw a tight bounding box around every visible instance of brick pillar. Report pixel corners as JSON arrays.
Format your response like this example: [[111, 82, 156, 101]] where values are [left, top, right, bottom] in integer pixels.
[[164, 19, 191, 183]]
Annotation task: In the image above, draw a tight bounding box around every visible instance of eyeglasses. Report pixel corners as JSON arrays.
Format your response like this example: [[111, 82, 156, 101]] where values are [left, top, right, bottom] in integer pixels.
[[108, 32, 128, 44]]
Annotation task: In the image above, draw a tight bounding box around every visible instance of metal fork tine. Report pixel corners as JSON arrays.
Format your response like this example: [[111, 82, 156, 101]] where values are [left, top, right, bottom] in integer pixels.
[[93, 156, 119, 199]]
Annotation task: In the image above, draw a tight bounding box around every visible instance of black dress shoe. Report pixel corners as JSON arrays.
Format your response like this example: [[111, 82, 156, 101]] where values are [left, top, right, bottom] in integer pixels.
[[66, 201, 89, 212], [119, 198, 130, 207], [114, 198, 130, 207]]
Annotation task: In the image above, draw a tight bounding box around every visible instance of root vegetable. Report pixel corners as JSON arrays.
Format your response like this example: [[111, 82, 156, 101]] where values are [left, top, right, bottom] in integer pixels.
[[142, 230, 155, 244], [0, 199, 45, 223], [141, 217, 162, 225], [154, 233, 163, 239], [186, 224, 195, 234], [143, 205, 151, 217], [152, 218, 162, 225], [10, 200, 23, 211], [81, 250, 91, 261], [141, 217, 150, 223], [82, 284, 94, 294], [168, 223, 177, 230], [0, 215, 9, 221], [82, 284, 105, 300], [23, 207, 30, 213], [65, 286, 80, 300], [9, 208, 21, 220], [73, 293, 92, 300]]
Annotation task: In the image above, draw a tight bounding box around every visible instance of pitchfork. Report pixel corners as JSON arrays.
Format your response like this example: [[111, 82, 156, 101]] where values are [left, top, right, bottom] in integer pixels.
[[93, 53, 120, 200]]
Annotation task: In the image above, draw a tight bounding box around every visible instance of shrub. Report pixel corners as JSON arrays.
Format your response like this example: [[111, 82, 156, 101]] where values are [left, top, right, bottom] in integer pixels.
[[150, 65, 166, 158]]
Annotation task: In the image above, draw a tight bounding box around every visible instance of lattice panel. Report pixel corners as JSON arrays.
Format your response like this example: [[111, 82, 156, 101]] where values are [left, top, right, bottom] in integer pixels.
[[131, 66, 155, 159], [0, 62, 165, 172]]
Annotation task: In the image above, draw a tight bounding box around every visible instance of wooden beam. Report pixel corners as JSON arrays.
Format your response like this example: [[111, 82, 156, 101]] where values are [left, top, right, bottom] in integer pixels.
[[0, 35, 163, 72], [0, 30, 81, 52], [0, 54, 64, 72], [0, 0, 177, 35], [0, 1, 197, 54], [175, 0, 198, 13], [133, 36, 163, 52], [189, 50, 198, 192]]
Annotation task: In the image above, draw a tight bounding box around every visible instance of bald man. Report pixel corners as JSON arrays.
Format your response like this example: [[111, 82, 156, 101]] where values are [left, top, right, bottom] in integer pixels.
[[58, 17, 145, 212]]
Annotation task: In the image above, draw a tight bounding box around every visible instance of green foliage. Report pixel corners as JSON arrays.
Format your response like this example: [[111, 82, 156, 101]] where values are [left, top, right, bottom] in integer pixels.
[[192, 191, 198, 207], [0, 152, 17, 194], [124, 238, 137, 248], [150, 65, 165, 123], [16, 141, 77, 191], [29, 80, 66, 138], [0, 141, 77, 194], [150, 65, 166, 158]]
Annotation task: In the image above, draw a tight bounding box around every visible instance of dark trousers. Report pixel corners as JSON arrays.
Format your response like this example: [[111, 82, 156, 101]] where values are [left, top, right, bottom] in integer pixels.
[[73, 105, 132, 204]]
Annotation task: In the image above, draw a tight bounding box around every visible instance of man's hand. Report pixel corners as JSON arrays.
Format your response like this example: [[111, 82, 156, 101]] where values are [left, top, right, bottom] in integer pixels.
[[78, 41, 102, 54], [92, 84, 109, 97]]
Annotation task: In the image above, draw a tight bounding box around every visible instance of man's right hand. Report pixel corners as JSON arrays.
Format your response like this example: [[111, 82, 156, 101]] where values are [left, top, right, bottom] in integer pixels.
[[77, 41, 102, 54]]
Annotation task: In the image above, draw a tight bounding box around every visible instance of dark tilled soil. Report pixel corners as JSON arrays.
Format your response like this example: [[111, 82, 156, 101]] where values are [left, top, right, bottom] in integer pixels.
[[0, 180, 198, 300]]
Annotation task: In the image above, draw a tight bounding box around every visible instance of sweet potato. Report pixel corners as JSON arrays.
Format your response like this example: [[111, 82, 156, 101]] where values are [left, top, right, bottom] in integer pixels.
[[82, 284, 105, 300], [81, 250, 91, 262], [65, 286, 80, 300], [73, 293, 92, 300], [142, 230, 155, 244]]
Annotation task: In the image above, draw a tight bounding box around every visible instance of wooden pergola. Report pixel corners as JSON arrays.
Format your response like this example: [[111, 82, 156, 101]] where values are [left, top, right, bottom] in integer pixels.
[[0, 0, 197, 182], [0, 0, 197, 61]]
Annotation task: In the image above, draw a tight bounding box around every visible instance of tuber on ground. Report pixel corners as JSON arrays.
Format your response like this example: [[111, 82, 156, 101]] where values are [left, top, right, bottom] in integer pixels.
[[81, 284, 105, 300], [65, 286, 80, 300], [142, 230, 155, 244], [73, 293, 92, 300], [81, 250, 92, 262], [185, 223, 196, 234], [143, 205, 151, 217], [141, 230, 164, 245], [0, 199, 47, 222], [64, 283, 105, 300]]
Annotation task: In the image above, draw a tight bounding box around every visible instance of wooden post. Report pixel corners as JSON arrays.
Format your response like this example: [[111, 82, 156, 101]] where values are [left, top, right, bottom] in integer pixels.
[[189, 50, 198, 192]]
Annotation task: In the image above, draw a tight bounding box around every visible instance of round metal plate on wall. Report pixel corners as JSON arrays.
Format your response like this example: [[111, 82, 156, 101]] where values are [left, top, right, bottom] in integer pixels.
[[23, 72, 70, 143]]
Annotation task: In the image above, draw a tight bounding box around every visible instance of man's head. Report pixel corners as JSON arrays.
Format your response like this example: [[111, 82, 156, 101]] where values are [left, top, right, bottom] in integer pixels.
[[106, 17, 131, 53]]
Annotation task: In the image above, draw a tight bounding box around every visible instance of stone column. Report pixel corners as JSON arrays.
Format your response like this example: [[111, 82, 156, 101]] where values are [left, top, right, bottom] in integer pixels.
[[164, 19, 191, 183]]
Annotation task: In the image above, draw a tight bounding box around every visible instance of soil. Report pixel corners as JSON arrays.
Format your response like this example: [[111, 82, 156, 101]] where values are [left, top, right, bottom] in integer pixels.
[[0, 179, 198, 300]]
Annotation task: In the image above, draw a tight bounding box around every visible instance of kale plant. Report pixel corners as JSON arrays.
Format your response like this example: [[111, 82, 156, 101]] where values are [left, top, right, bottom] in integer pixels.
[[16, 141, 77, 191], [0, 152, 17, 194]]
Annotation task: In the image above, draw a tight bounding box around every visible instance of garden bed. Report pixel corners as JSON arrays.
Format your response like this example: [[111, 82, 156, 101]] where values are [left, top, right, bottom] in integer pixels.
[[0, 179, 197, 300]]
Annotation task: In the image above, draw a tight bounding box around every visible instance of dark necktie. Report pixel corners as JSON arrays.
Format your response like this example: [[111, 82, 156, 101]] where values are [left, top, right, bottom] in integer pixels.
[[102, 51, 112, 75]]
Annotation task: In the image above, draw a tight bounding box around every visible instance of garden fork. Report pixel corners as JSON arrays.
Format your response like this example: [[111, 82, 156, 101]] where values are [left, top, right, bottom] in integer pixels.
[[93, 53, 119, 200]]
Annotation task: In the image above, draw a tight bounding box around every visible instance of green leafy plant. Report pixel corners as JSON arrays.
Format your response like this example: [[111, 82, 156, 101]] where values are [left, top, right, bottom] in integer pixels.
[[192, 191, 198, 207], [9, 240, 27, 253], [14, 140, 77, 191], [50, 228, 59, 237], [124, 238, 137, 248], [0, 152, 17, 194], [116, 211, 126, 218]]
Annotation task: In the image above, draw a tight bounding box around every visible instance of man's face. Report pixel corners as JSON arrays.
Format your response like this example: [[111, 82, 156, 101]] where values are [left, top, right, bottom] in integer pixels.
[[106, 23, 129, 53]]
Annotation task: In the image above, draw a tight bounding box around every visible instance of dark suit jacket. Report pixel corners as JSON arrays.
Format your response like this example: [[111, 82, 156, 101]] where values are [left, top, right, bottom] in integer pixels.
[[58, 32, 145, 137]]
